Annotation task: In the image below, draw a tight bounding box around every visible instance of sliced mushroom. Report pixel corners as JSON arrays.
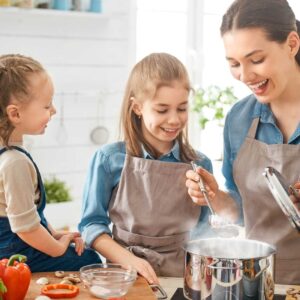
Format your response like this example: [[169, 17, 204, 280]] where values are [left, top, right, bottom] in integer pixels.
[[62, 276, 81, 284], [54, 270, 65, 278], [60, 279, 74, 285]]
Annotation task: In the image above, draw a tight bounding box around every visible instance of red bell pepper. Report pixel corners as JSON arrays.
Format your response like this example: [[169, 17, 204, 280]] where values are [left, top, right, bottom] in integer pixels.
[[0, 254, 31, 300]]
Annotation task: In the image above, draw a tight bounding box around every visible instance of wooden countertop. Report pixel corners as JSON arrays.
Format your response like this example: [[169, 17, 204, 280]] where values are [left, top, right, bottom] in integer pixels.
[[25, 272, 300, 300], [25, 272, 156, 300]]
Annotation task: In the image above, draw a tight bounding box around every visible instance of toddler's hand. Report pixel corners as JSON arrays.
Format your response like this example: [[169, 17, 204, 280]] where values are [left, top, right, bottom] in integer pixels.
[[72, 236, 84, 256]]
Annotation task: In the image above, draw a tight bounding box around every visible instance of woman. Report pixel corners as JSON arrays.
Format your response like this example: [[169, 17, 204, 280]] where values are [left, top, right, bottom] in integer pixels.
[[186, 0, 300, 284]]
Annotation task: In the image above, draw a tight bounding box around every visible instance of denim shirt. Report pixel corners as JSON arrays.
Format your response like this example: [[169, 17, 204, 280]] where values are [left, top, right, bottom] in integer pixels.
[[79, 141, 212, 247], [222, 94, 300, 222]]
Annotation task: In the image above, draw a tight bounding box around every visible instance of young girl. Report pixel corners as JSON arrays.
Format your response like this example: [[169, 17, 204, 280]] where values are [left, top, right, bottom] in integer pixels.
[[0, 54, 101, 271], [78, 52, 222, 283]]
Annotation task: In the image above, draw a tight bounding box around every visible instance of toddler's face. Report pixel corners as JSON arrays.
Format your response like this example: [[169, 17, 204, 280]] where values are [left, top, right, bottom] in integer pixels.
[[16, 72, 56, 136]]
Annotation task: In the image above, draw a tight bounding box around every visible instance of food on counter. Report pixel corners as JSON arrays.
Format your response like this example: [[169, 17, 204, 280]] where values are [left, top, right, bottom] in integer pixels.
[[286, 287, 300, 299], [35, 296, 51, 300], [0, 254, 31, 300], [41, 284, 79, 299], [36, 277, 49, 285], [54, 271, 65, 278]]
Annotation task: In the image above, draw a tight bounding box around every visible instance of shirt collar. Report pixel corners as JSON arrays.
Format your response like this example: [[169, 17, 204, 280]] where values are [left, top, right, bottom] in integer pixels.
[[252, 100, 276, 124], [141, 140, 181, 161]]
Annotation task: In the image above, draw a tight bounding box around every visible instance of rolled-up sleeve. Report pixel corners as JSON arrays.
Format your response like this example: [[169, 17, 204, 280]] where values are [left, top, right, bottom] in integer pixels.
[[79, 150, 114, 247], [3, 158, 40, 233]]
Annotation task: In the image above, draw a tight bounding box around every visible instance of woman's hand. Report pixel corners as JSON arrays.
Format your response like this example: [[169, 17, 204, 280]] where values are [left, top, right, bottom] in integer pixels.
[[186, 167, 219, 205], [291, 181, 300, 212]]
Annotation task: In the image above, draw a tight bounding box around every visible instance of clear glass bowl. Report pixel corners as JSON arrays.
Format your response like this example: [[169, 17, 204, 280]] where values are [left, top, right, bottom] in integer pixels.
[[80, 263, 137, 299]]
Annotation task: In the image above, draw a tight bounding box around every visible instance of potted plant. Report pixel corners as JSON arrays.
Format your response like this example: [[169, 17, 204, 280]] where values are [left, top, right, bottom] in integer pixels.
[[44, 177, 72, 204], [43, 177, 74, 230], [192, 85, 237, 129], [191, 85, 237, 161]]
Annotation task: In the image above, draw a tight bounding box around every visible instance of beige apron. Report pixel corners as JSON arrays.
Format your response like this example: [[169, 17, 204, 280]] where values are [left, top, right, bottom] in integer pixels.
[[233, 117, 300, 284], [109, 154, 201, 277]]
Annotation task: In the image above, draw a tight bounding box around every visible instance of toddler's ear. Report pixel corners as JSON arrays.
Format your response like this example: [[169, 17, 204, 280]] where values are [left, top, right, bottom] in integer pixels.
[[6, 104, 21, 125]]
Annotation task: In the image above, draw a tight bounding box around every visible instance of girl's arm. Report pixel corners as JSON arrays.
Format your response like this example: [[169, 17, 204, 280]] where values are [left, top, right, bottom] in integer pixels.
[[92, 233, 159, 284], [17, 224, 77, 257]]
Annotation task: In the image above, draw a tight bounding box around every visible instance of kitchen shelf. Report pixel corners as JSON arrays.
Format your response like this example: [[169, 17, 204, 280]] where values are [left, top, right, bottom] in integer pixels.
[[0, 6, 124, 19]]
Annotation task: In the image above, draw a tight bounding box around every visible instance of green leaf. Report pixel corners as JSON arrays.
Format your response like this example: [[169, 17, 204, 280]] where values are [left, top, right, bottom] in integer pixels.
[[44, 177, 72, 204], [192, 85, 237, 129]]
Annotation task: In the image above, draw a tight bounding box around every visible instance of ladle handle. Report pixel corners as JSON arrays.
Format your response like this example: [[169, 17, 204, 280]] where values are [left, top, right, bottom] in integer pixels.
[[190, 161, 216, 215]]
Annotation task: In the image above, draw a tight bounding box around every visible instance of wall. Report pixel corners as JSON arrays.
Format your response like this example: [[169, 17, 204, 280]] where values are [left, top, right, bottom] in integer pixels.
[[0, 1, 136, 228]]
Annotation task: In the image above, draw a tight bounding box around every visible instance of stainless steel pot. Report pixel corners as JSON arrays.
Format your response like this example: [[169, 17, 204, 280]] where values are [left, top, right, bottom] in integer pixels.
[[183, 238, 276, 300]]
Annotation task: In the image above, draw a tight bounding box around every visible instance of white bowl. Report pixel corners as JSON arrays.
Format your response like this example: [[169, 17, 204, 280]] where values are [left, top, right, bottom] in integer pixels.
[[80, 263, 137, 299]]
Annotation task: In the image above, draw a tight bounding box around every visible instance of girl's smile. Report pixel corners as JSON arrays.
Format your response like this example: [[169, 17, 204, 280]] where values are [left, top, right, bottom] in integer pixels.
[[133, 80, 189, 155]]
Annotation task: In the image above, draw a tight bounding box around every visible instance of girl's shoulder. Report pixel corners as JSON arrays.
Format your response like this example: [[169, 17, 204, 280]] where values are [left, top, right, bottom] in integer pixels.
[[0, 147, 32, 169], [91, 142, 126, 166]]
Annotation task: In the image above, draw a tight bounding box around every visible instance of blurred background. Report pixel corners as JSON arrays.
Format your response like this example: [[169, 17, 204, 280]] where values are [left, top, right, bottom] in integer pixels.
[[0, 0, 299, 229]]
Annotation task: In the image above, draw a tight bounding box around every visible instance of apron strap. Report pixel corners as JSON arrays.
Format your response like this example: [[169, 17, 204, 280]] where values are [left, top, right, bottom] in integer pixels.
[[113, 225, 190, 251], [247, 118, 260, 139]]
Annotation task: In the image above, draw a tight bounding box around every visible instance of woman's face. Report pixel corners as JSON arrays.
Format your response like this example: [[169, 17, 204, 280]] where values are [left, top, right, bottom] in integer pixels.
[[133, 81, 189, 155], [222, 27, 300, 104]]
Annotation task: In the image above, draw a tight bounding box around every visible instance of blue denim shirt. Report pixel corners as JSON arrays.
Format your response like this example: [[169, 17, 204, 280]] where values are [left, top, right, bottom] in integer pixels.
[[222, 94, 300, 222], [79, 141, 213, 247]]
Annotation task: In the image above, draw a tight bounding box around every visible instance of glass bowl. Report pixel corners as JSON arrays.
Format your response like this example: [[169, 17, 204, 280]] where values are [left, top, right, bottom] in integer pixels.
[[80, 263, 137, 299]]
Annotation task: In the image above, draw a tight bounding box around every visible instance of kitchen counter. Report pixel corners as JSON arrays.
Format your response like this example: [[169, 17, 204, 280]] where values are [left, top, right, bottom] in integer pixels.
[[26, 272, 298, 299]]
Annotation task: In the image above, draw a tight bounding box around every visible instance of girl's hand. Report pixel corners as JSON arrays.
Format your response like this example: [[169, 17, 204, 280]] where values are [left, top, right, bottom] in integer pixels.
[[125, 255, 159, 285], [186, 167, 219, 206], [57, 232, 82, 255]]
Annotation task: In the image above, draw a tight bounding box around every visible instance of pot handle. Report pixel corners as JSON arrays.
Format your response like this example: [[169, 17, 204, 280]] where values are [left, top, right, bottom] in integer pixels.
[[150, 284, 168, 299]]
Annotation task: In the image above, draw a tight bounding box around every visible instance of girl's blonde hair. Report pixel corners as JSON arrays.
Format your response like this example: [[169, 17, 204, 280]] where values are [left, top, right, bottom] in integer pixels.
[[120, 52, 197, 162], [0, 54, 45, 147]]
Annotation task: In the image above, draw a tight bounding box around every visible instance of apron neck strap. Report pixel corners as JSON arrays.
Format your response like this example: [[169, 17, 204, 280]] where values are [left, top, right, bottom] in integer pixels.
[[247, 118, 260, 139]]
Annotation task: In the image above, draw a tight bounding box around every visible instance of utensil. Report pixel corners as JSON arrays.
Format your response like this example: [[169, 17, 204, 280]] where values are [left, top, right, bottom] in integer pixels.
[[263, 166, 300, 231], [90, 94, 109, 145], [80, 263, 137, 299], [190, 162, 239, 238], [183, 238, 276, 300]]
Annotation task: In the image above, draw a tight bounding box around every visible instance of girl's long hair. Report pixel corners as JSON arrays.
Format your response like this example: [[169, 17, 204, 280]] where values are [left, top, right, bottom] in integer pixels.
[[120, 52, 197, 162]]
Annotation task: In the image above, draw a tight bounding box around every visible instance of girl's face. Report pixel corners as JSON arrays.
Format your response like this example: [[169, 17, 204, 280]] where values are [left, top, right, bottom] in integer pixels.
[[223, 28, 300, 104], [134, 81, 189, 155], [11, 72, 56, 140]]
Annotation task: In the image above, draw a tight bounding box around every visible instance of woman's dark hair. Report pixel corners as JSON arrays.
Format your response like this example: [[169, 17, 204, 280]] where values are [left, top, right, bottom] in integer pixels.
[[220, 0, 300, 66]]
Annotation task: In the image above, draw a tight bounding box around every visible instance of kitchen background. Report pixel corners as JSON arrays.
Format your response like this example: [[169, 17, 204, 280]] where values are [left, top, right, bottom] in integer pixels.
[[0, 0, 299, 229]]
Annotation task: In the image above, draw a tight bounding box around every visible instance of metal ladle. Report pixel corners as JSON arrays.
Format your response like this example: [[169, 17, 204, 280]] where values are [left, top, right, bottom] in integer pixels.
[[190, 161, 239, 238]]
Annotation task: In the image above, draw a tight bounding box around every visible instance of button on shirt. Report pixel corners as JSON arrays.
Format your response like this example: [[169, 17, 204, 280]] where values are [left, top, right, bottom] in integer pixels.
[[79, 141, 213, 247], [222, 94, 300, 222]]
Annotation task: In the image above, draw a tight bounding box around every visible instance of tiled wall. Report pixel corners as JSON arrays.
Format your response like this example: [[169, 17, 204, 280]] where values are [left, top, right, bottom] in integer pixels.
[[0, 1, 135, 205]]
